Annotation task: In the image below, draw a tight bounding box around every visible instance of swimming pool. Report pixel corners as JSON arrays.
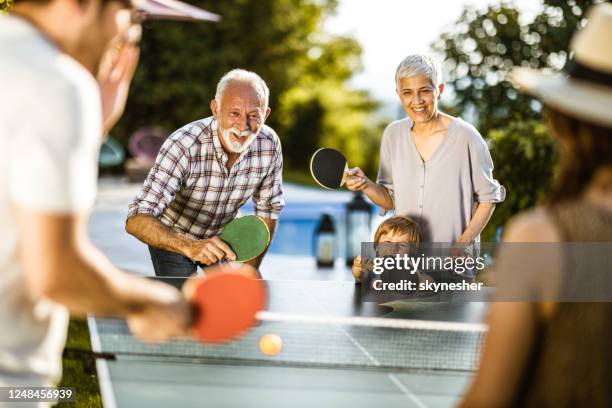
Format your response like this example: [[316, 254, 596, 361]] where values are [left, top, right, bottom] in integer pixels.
[[241, 201, 380, 258]]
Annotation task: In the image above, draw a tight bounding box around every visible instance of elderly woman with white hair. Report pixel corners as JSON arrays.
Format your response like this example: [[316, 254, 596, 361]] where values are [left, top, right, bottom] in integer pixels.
[[347, 55, 505, 258]]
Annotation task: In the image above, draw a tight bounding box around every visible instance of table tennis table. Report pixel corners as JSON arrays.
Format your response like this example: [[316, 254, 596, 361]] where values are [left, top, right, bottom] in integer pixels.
[[88, 278, 488, 408]]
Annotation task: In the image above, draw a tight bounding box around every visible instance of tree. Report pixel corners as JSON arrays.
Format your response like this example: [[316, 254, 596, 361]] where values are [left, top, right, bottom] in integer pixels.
[[0, 0, 12, 12], [115, 0, 381, 179], [433, 0, 604, 134], [433, 0, 606, 238], [483, 119, 557, 240]]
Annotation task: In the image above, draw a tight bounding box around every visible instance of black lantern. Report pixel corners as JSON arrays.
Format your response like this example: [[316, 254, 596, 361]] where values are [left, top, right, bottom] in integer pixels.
[[315, 213, 335, 268], [345, 193, 372, 266]]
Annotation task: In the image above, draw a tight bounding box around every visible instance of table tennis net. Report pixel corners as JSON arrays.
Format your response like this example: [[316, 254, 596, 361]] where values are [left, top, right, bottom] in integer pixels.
[[92, 314, 486, 373]]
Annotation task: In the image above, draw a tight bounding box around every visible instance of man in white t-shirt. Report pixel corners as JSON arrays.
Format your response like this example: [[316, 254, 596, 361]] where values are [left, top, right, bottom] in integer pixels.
[[0, 0, 218, 397]]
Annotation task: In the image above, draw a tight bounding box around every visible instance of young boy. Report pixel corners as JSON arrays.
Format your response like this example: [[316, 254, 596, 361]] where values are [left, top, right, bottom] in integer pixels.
[[352, 215, 430, 285]]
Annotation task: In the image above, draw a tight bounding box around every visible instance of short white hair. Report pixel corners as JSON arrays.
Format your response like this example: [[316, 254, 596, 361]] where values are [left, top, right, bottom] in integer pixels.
[[215, 69, 269, 108], [395, 55, 442, 89]]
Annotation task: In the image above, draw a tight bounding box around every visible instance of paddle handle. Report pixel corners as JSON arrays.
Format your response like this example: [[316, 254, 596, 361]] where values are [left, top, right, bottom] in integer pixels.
[[340, 163, 349, 187], [341, 163, 364, 187]]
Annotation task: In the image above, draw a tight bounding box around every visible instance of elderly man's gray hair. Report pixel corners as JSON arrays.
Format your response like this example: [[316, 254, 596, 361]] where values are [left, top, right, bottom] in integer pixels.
[[395, 55, 442, 89], [215, 69, 270, 107]]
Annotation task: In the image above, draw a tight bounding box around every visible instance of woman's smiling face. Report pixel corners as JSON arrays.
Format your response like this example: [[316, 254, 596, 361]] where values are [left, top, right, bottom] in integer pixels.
[[396, 74, 444, 125]]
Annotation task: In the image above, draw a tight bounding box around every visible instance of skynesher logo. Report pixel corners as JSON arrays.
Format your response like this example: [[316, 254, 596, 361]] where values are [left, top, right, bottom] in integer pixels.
[[371, 279, 484, 292]]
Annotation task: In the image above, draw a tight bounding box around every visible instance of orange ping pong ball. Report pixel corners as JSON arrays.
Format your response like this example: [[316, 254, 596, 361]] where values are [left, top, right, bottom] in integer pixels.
[[259, 334, 282, 356]]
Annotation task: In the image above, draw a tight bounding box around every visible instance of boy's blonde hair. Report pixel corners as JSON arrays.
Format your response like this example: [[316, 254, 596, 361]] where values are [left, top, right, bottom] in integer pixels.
[[373, 216, 421, 245]]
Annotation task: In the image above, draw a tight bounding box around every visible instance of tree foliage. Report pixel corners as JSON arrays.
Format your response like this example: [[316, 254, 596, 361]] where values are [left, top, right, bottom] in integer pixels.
[[0, 0, 12, 12], [278, 79, 384, 177], [433, 0, 606, 238], [483, 119, 557, 240], [116, 0, 381, 178], [433, 0, 604, 134]]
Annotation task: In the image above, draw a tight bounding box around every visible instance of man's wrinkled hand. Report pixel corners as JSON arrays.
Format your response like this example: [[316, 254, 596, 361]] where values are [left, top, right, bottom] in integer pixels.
[[185, 236, 237, 265]]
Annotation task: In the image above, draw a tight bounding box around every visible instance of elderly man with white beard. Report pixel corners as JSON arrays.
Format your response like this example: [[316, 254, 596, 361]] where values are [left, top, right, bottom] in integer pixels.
[[126, 69, 284, 276]]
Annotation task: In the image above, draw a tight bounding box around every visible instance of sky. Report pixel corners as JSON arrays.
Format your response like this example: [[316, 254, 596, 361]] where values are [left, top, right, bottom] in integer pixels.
[[325, 0, 543, 107]]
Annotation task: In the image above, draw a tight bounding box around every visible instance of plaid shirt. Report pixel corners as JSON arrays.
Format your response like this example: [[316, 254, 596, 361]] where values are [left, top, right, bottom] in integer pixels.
[[127, 116, 284, 239]]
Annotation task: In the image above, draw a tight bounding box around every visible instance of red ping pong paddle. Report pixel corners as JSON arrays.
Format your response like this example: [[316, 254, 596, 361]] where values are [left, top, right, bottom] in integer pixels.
[[188, 265, 267, 343]]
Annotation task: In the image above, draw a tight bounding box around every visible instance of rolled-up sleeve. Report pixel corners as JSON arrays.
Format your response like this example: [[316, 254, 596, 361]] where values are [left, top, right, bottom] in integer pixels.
[[252, 141, 285, 219], [127, 136, 189, 219], [469, 136, 506, 203]]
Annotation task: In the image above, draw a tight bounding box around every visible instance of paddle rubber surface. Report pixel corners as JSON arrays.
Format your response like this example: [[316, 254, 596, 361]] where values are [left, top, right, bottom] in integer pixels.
[[220, 215, 270, 262], [310, 148, 348, 189], [192, 272, 267, 343]]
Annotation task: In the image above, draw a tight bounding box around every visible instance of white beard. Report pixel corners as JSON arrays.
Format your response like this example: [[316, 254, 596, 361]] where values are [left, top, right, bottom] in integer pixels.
[[219, 125, 258, 153]]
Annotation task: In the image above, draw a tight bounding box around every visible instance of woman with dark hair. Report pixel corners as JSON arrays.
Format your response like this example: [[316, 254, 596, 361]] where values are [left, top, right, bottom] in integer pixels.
[[459, 4, 612, 407]]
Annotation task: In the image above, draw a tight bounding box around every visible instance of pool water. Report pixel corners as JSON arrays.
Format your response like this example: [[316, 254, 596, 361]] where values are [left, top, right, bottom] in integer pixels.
[[241, 202, 380, 257]]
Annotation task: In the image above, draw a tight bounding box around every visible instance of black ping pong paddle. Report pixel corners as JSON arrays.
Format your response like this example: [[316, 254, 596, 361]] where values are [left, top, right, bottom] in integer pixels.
[[309, 148, 352, 190]]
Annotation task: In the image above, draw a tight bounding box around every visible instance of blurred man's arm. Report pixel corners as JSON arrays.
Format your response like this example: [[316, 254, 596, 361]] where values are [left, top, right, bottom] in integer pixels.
[[16, 208, 191, 341]]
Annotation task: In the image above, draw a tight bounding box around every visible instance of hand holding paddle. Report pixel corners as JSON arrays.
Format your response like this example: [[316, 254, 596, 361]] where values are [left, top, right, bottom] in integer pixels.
[[191, 215, 270, 266], [309, 148, 369, 190], [126, 279, 192, 343], [125, 263, 265, 344], [186, 236, 237, 265], [183, 264, 267, 343], [344, 167, 371, 192], [219, 215, 270, 262]]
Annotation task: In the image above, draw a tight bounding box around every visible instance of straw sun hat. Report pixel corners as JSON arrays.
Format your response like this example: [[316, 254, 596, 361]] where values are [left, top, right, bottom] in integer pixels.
[[510, 3, 612, 128]]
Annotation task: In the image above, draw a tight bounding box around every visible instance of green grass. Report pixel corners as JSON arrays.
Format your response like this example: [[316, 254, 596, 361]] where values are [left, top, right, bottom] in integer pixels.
[[57, 319, 102, 408]]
